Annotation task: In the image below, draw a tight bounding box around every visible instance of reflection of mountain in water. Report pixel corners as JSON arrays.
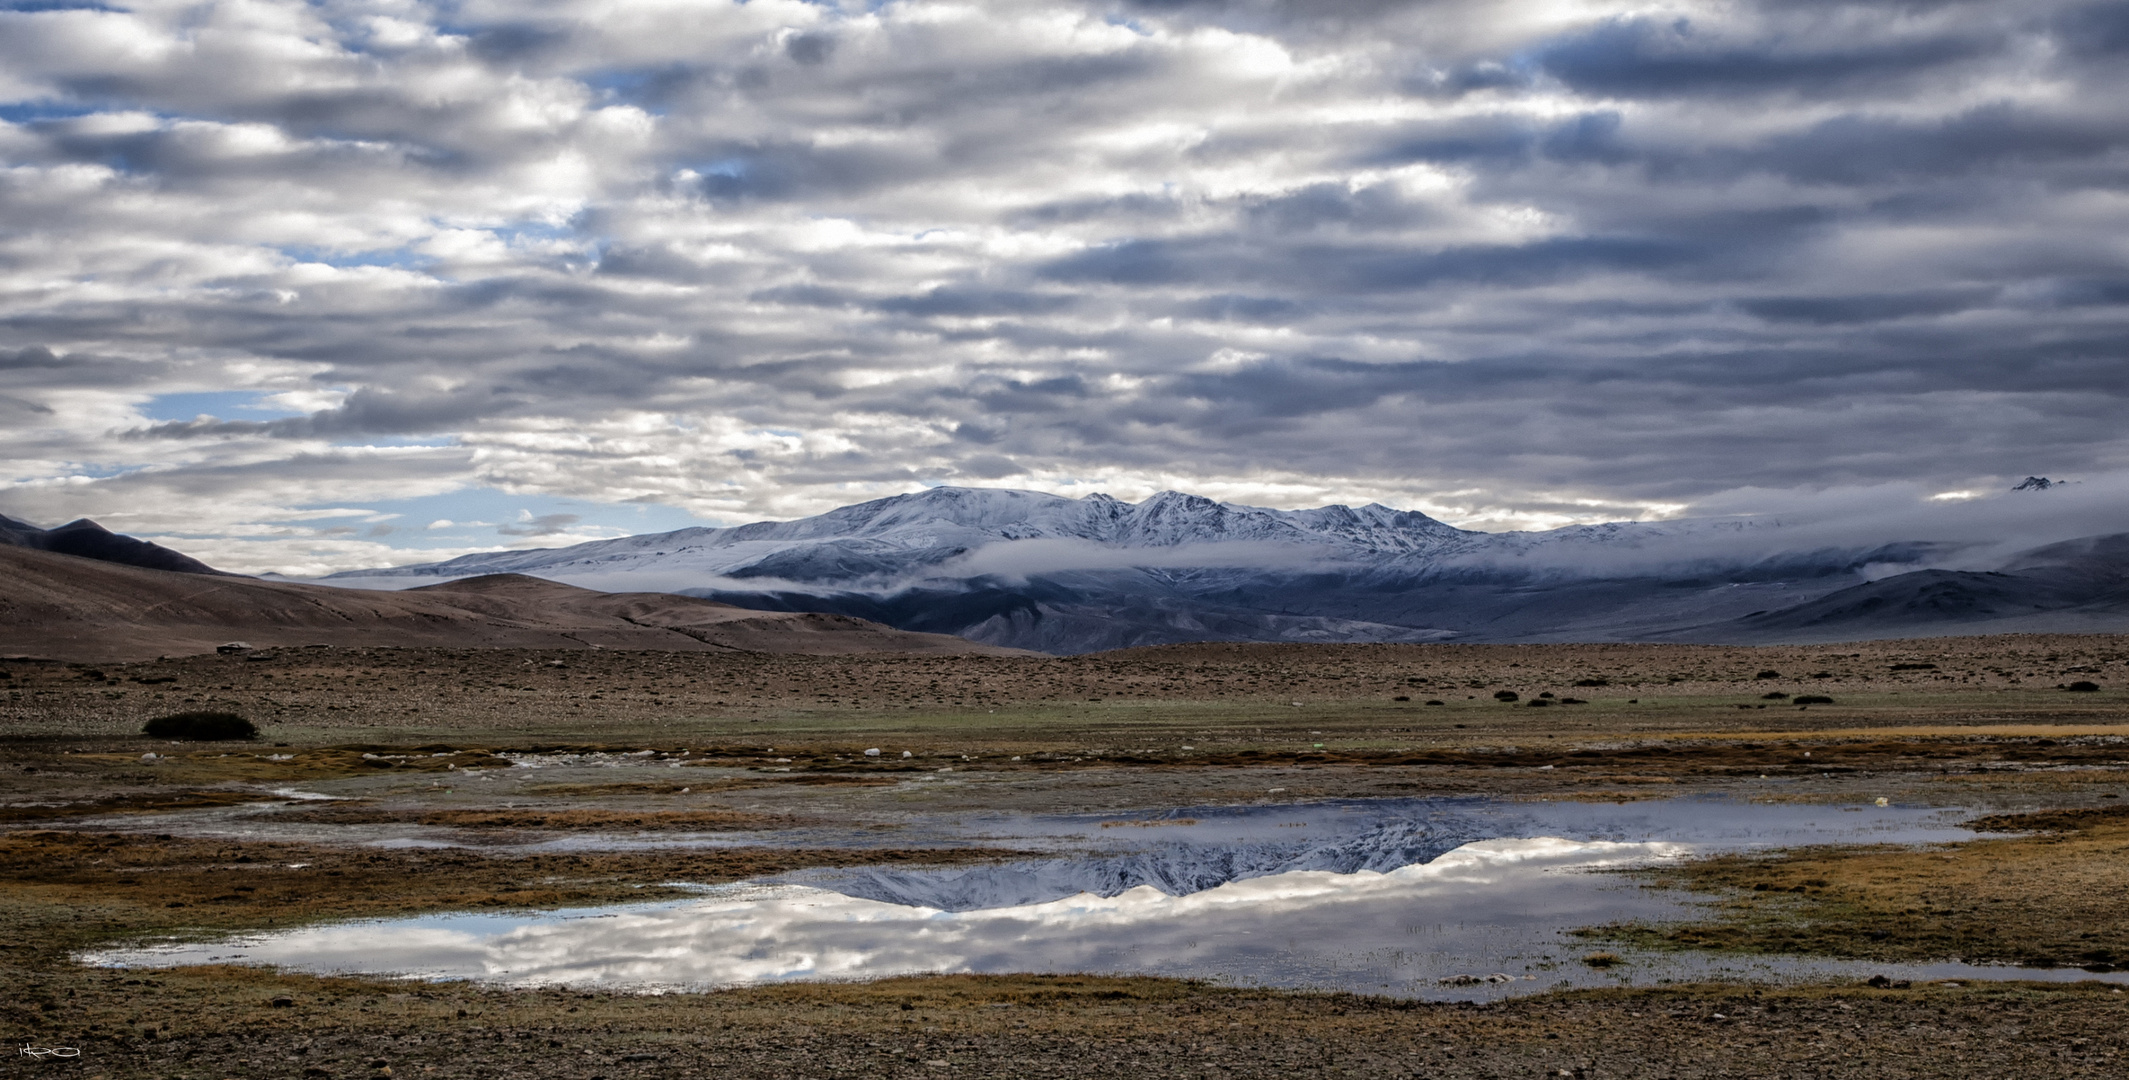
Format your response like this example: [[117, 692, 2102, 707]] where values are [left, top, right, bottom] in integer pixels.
[[794, 815, 1517, 912]]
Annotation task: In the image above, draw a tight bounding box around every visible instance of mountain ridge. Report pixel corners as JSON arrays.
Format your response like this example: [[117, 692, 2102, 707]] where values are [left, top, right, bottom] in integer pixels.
[[315, 486, 2129, 652], [326, 487, 1486, 587], [0, 513, 228, 576]]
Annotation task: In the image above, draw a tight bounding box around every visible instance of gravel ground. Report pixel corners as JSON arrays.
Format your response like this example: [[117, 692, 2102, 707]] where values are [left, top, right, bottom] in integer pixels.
[[15, 973, 2128, 1079]]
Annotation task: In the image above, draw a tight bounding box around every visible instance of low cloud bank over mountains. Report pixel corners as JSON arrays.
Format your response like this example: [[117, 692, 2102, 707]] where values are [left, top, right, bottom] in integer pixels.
[[312, 486, 2129, 653]]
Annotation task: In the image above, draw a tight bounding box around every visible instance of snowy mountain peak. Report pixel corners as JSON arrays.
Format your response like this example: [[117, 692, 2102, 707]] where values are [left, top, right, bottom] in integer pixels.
[[304, 483, 2116, 654], [326, 485, 1474, 588]]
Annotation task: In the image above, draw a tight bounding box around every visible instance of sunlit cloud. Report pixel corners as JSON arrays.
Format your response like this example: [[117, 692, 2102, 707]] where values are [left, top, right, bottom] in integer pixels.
[[0, 0, 2124, 573]]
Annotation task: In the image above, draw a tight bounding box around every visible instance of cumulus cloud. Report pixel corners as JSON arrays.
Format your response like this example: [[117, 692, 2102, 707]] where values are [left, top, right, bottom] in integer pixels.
[[0, 0, 2124, 573]]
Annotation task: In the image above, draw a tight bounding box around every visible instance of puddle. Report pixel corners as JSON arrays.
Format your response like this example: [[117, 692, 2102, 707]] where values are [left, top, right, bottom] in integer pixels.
[[88, 793, 2129, 998]]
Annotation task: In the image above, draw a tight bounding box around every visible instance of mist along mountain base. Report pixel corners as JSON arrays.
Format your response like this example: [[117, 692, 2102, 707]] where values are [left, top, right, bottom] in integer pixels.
[[315, 486, 2129, 653], [0, 545, 1017, 663]]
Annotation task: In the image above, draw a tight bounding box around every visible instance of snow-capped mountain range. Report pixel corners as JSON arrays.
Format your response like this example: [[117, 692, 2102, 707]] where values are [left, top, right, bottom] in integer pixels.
[[325, 487, 1731, 586], [341, 488, 1479, 582], [320, 486, 2129, 652]]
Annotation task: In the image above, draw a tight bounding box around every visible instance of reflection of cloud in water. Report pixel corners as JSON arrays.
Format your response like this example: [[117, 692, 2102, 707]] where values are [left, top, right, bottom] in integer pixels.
[[95, 838, 1681, 995]]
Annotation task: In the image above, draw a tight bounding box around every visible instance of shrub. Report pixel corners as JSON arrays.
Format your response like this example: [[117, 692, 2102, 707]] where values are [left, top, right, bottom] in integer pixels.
[[1493, 690, 1519, 702], [1573, 678, 1609, 687], [142, 711, 258, 741], [1792, 695, 1834, 705], [1582, 952, 1623, 968], [1755, 670, 1781, 679], [2066, 681, 2101, 693], [1762, 691, 1790, 700], [1425, 700, 1445, 706]]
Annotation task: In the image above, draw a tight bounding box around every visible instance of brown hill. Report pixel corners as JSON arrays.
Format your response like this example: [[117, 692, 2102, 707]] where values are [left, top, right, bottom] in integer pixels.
[[0, 546, 1020, 662]]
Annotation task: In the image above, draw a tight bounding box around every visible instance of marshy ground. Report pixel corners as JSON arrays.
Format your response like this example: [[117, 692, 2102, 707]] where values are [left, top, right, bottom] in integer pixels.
[[4, 634, 2127, 1076]]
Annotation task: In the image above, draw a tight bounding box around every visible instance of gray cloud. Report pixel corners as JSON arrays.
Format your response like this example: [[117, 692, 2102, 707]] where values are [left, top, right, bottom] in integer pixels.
[[498, 512, 582, 537], [0, 0, 2125, 573], [1533, 14, 1994, 100]]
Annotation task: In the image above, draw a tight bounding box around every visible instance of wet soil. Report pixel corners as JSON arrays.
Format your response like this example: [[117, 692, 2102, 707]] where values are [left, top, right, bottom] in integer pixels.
[[266, 805, 804, 832], [0, 788, 282, 824], [0, 829, 1023, 928]]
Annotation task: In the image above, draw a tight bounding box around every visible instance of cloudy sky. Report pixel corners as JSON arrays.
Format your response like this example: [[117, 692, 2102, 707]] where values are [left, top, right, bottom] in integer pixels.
[[2, 0, 2126, 574]]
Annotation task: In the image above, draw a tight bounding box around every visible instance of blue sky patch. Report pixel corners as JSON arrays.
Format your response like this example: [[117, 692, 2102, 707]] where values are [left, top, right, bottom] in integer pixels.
[[142, 391, 306, 423], [313, 488, 717, 553]]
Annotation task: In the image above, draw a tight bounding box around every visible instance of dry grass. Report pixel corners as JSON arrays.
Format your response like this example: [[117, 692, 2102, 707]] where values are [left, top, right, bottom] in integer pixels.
[[0, 788, 280, 823], [6, 634, 2125, 745], [1586, 805, 2129, 969], [8, 966, 2127, 1078]]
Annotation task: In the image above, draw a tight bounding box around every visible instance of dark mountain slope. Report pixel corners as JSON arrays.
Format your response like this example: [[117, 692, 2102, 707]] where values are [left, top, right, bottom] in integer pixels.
[[1682, 533, 2129, 643], [0, 514, 227, 575]]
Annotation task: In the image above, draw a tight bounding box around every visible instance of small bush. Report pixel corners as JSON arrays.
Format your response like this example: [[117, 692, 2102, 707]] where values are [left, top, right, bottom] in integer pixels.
[[2066, 681, 2101, 693], [1393, 695, 1411, 702], [1582, 952, 1623, 968], [1425, 700, 1445, 706], [1754, 670, 1781, 680], [1792, 695, 1834, 705], [1493, 690, 1520, 702], [142, 711, 258, 741], [1573, 677, 1609, 687], [1762, 691, 1790, 700]]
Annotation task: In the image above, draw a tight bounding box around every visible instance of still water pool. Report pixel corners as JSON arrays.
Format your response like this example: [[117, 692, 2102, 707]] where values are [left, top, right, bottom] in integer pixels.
[[85, 795, 2129, 999]]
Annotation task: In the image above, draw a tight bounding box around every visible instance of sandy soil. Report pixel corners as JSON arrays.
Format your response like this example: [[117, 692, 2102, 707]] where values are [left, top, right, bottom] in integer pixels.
[[3, 634, 2127, 1077]]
